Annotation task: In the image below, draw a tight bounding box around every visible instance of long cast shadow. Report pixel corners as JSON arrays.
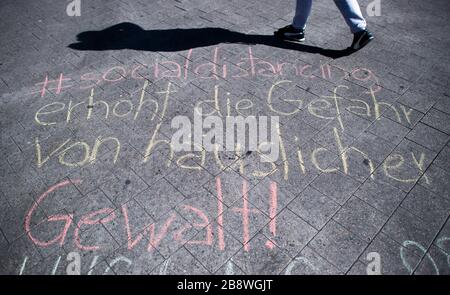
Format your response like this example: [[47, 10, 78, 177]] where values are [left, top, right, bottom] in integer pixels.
[[68, 22, 354, 59]]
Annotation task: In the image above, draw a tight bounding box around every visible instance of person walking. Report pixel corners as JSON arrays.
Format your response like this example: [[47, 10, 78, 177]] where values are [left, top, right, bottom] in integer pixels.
[[275, 0, 374, 50]]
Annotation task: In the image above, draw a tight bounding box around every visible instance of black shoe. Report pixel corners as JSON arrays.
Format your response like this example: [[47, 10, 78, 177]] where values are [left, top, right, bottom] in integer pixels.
[[350, 29, 374, 50], [274, 25, 305, 42]]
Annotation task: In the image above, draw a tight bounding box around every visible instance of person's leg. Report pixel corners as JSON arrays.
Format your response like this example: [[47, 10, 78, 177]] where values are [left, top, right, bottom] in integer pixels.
[[334, 0, 373, 50], [292, 0, 313, 29], [274, 0, 311, 42], [333, 0, 366, 33]]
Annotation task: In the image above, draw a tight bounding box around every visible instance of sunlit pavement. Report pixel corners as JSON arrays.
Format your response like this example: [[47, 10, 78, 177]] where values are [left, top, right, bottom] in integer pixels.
[[0, 0, 449, 275]]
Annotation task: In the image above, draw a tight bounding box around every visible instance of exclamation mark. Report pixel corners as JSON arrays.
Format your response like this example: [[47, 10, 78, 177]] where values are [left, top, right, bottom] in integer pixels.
[[321, 64, 332, 80], [216, 176, 225, 251], [265, 181, 278, 249]]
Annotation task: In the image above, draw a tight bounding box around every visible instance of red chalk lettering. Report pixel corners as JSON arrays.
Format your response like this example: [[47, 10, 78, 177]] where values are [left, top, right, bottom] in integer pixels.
[[147, 213, 176, 252], [74, 208, 116, 251], [25, 180, 80, 247]]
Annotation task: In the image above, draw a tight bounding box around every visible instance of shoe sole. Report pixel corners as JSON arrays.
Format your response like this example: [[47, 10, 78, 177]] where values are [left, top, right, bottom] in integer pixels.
[[352, 34, 374, 50], [274, 33, 305, 43]]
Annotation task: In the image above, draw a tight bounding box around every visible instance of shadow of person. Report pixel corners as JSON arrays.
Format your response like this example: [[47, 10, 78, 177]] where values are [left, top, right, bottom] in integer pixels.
[[68, 22, 354, 58]]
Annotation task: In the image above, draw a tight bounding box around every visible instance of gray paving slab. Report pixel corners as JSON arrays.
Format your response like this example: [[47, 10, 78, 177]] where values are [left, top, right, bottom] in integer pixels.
[[1, 0, 449, 275]]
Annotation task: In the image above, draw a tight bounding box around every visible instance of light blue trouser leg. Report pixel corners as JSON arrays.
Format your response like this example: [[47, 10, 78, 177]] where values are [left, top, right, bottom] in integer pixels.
[[292, 0, 312, 29], [333, 0, 367, 33], [292, 0, 367, 33]]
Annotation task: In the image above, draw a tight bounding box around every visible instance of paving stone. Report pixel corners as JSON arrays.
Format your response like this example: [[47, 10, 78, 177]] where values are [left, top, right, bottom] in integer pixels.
[[354, 178, 406, 216], [377, 73, 412, 95], [130, 148, 177, 187], [346, 260, 368, 275], [332, 131, 396, 182], [311, 170, 361, 205], [333, 196, 388, 242], [406, 123, 449, 152], [175, 187, 223, 227], [367, 116, 411, 146], [288, 185, 340, 230], [350, 131, 397, 165], [164, 165, 214, 198], [223, 195, 270, 247], [312, 125, 356, 151], [100, 168, 148, 207], [134, 178, 185, 221], [418, 164, 450, 200], [434, 95, 450, 115], [262, 208, 317, 258], [62, 218, 121, 257], [68, 157, 119, 196], [25, 249, 83, 275], [0, 235, 43, 275], [104, 244, 165, 275], [421, 108, 450, 135], [327, 109, 373, 139], [214, 259, 246, 275], [373, 154, 423, 193], [70, 188, 116, 220], [269, 164, 320, 201], [282, 246, 342, 275], [358, 232, 421, 275], [231, 150, 279, 188], [231, 232, 292, 274], [0, 195, 49, 245], [86, 259, 117, 275], [401, 184, 450, 228], [202, 170, 249, 207], [392, 139, 437, 171], [433, 144, 450, 173], [414, 245, 450, 275], [247, 177, 297, 217], [185, 222, 243, 273], [155, 246, 210, 274], [145, 210, 198, 259], [381, 102, 424, 129], [102, 199, 155, 247], [381, 208, 441, 257], [397, 90, 436, 113], [309, 220, 367, 272]]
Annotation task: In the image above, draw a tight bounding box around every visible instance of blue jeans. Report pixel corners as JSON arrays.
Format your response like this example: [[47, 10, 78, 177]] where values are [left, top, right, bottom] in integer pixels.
[[293, 0, 367, 33]]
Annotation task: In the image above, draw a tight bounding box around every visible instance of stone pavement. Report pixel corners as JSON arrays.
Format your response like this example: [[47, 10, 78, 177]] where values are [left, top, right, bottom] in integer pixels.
[[0, 0, 449, 275]]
